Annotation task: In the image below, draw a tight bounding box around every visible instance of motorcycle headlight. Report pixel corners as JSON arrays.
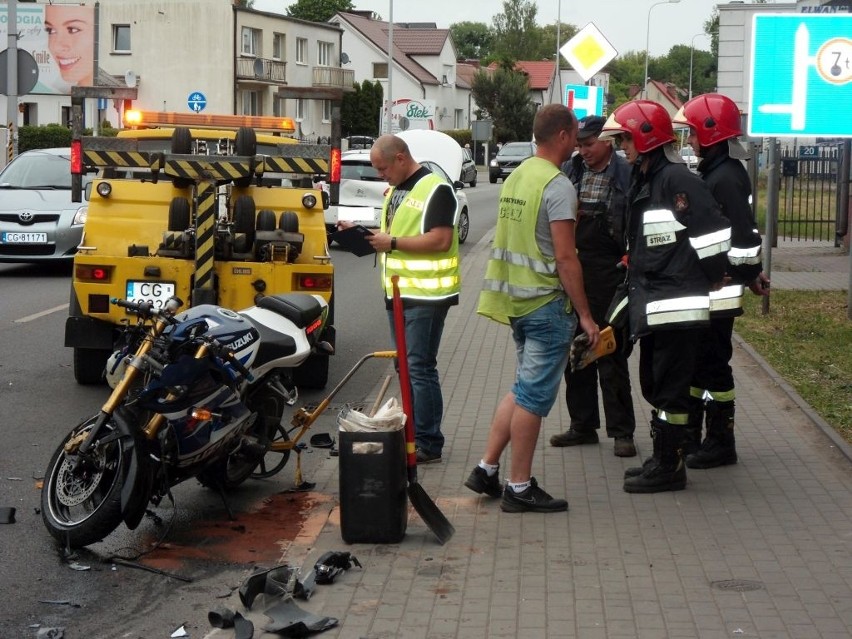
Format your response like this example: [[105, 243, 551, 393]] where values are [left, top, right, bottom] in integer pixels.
[[105, 351, 128, 389]]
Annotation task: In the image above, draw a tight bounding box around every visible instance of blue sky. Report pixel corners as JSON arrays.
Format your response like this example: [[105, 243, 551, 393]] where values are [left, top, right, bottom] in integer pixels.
[[252, 0, 724, 57]]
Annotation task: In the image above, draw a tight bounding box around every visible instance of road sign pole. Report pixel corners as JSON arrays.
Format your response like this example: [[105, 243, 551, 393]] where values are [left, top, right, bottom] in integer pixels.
[[6, 0, 19, 160]]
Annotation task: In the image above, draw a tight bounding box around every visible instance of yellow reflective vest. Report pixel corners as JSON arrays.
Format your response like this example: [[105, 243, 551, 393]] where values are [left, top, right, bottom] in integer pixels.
[[380, 172, 460, 302]]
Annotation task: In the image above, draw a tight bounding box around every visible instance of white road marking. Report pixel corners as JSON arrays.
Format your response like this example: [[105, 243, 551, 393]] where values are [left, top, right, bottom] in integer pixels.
[[14, 304, 69, 324]]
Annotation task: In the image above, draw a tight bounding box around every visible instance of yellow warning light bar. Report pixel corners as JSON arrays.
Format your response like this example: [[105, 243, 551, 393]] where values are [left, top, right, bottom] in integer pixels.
[[123, 110, 296, 133]]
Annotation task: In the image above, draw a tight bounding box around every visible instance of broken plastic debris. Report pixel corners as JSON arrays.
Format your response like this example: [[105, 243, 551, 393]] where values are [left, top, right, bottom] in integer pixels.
[[36, 628, 65, 639], [68, 562, 90, 571], [170, 625, 189, 638]]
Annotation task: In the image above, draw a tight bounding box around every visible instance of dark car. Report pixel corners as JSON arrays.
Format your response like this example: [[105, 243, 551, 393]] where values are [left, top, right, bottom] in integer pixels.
[[459, 147, 477, 187], [489, 141, 536, 183]]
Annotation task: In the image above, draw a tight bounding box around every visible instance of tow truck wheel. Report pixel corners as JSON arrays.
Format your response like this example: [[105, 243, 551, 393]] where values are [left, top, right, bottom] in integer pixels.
[[279, 211, 299, 233], [234, 127, 257, 188], [73, 347, 110, 385], [171, 127, 194, 188], [257, 209, 276, 231], [233, 195, 256, 247], [168, 197, 191, 232]]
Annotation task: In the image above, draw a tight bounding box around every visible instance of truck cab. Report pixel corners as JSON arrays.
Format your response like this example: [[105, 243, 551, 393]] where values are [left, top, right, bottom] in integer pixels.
[[65, 110, 339, 388]]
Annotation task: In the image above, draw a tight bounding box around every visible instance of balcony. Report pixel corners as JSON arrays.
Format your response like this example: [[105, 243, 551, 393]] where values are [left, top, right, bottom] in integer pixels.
[[313, 66, 355, 89], [236, 57, 287, 83]]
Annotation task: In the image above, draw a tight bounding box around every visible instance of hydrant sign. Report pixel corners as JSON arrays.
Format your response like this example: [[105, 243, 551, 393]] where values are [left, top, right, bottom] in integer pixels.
[[382, 99, 436, 134]]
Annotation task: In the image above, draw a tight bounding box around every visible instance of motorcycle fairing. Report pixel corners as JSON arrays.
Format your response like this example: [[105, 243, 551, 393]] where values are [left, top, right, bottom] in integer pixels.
[[112, 407, 152, 531]]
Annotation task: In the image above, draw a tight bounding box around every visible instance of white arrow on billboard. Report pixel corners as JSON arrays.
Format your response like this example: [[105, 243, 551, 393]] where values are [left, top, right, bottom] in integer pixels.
[[560, 23, 618, 82]]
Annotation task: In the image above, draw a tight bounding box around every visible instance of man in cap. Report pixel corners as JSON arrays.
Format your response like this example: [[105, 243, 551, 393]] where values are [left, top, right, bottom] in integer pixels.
[[550, 115, 637, 457]]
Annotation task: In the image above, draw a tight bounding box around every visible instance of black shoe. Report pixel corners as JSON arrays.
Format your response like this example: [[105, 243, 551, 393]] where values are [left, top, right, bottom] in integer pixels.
[[415, 447, 442, 464], [464, 466, 503, 498], [549, 428, 599, 447], [500, 477, 568, 513], [623, 456, 653, 478], [613, 437, 637, 457]]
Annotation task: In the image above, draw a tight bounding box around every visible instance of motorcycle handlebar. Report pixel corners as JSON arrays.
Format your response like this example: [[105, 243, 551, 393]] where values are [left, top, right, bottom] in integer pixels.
[[207, 338, 255, 383]]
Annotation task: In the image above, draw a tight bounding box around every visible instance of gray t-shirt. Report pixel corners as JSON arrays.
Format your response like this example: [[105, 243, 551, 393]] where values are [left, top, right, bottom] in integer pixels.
[[535, 172, 578, 258]]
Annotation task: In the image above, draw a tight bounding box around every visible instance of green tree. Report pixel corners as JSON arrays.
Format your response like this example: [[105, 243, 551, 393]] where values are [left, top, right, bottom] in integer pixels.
[[491, 0, 541, 62], [234, 0, 254, 8], [471, 68, 535, 142], [341, 80, 382, 137], [536, 22, 578, 63], [285, 0, 353, 22], [450, 21, 494, 60]]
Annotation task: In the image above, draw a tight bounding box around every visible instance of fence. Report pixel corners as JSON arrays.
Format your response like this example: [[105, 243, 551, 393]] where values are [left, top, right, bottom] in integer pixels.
[[777, 145, 840, 242]]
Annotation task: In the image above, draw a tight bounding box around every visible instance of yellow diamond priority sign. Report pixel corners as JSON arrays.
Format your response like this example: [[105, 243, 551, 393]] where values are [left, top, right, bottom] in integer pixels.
[[560, 23, 618, 82]]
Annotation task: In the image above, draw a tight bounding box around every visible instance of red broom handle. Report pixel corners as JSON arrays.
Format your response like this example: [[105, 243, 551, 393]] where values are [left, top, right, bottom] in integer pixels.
[[391, 276, 418, 473]]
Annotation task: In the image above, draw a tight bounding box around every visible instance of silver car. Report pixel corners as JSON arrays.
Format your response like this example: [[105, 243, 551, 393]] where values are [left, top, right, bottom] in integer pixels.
[[0, 148, 91, 263]]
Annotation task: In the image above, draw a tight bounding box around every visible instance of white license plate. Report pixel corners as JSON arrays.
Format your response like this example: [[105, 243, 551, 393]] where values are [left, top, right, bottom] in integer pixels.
[[2, 232, 47, 244], [125, 281, 176, 309]]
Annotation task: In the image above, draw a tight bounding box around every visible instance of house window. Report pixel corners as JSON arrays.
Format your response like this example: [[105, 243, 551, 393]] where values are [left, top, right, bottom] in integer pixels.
[[112, 25, 131, 53], [273, 96, 286, 117], [242, 27, 260, 56], [241, 90, 261, 116], [295, 99, 305, 121], [322, 100, 332, 123], [272, 33, 285, 60], [373, 62, 388, 79], [455, 108, 464, 129], [317, 41, 333, 67], [296, 38, 307, 65]]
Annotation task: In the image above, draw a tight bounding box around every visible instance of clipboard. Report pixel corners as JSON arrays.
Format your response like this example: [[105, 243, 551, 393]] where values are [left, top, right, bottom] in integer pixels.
[[330, 225, 377, 257]]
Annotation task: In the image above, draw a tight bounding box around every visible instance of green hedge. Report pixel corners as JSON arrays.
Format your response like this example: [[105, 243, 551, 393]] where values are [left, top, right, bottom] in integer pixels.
[[440, 129, 472, 148], [17, 122, 118, 152]]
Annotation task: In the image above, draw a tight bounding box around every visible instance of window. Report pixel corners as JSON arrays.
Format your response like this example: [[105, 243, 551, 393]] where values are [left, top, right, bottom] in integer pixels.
[[373, 62, 388, 79], [112, 24, 131, 53], [295, 98, 305, 121], [241, 27, 260, 56], [322, 100, 332, 123], [317, 41, 333, 67], [296, 38, 307, 65], [272, 33, 285, 60], [241, 90, 261, 116], [454, 108, 464, 129], [273, 96, 286, 117]]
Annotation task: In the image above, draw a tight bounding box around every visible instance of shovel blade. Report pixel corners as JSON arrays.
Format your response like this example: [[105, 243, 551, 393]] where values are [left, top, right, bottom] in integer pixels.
[[408, 482, 454, 545]]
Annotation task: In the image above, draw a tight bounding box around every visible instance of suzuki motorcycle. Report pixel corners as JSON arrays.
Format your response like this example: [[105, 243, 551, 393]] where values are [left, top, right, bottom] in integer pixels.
[[41, 293, 331, 549]]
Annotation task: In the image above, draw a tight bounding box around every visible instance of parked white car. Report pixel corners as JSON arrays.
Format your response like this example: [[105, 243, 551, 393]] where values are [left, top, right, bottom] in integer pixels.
[[325, 130, 470, 244], [680, 146, 699, 171]]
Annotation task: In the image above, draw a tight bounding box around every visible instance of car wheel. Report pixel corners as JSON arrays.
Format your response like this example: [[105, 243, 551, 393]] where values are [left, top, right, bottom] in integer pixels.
[[489, 175, 497, 184], [469, 175, 477, 187], [457, 208, 469, 244]]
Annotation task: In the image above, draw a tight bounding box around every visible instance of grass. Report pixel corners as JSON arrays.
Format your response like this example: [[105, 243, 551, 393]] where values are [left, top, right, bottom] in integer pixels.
[[735, 290, 852, 445]]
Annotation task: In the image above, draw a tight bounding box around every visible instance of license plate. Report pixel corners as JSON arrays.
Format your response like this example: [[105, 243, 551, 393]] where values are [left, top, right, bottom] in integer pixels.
[[125, 281, 176, 309], [2, 232, 47, 244]]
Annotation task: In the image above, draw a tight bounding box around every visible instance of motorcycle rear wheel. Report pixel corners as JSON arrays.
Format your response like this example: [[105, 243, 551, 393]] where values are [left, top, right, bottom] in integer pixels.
[[41, 417, 127, 548]]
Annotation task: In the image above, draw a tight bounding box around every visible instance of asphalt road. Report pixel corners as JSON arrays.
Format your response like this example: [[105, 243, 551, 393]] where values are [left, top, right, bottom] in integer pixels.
[[0, 175, 498, 638]]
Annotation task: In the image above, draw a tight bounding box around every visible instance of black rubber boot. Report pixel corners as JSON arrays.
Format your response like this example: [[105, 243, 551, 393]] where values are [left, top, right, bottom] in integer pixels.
[[623, 416, 658, 479], [623, 418, 686, 493], [686, 401, 737, 469], [681, 396, 704, 456]]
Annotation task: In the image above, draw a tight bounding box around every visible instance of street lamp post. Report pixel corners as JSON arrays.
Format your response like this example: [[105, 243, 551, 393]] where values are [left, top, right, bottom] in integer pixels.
[[688, 33, 706, 100], [643, 0, 681, 99]]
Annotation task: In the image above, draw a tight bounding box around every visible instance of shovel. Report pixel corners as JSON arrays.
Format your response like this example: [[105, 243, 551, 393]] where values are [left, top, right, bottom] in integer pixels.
[[391, 275, 455, 545]]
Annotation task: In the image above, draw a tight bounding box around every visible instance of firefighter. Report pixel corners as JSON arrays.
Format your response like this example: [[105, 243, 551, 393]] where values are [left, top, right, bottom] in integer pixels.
[[600, 100, 731, 493], [672, 93, 769, 469]]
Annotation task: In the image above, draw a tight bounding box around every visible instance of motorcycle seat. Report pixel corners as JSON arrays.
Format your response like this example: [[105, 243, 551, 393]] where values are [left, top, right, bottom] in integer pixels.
[[257, 294, 324, 329]]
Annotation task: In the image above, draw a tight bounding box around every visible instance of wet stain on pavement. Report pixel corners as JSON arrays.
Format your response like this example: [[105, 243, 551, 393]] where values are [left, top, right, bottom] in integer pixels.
[[139, 491, 333, 572]]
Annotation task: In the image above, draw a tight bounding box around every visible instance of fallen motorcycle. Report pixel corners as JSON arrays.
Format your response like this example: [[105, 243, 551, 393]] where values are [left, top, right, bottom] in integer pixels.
[[41, 293, 332, 548]]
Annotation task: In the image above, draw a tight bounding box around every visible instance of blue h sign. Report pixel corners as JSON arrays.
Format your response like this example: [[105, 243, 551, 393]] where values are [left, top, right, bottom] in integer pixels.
[[564, 84, 604, 119]]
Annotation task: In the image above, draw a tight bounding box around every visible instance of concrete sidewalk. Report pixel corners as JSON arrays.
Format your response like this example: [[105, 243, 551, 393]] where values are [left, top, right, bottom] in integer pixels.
[[227, 237, 852, 639]]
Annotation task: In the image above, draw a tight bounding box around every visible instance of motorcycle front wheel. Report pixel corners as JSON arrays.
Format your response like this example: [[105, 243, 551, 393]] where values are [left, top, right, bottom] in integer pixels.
[[41, 416, 127, 548]]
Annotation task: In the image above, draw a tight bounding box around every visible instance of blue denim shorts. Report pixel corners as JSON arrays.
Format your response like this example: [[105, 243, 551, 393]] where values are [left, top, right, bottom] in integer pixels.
[[510, 297, 577, 417]]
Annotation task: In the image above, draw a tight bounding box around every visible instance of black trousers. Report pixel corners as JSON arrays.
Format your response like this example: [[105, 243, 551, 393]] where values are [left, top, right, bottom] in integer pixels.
[[692, 316, 735, 395], [638, 328, 700, 419], [564, 258, 636, 439]]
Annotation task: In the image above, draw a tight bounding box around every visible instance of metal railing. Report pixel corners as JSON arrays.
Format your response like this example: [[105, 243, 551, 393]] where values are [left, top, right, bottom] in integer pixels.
[[312, 66, 354, 89]]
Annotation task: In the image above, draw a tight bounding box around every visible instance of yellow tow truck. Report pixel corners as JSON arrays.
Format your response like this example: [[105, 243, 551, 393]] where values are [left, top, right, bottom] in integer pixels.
[[64, 110, 340, 388]]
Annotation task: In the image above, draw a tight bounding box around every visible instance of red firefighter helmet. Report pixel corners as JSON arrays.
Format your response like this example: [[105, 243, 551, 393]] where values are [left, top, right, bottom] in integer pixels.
[[600, 100, 676, 154], [672, 93, 743, 147]]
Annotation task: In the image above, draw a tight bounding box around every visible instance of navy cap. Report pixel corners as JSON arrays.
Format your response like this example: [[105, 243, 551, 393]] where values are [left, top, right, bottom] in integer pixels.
[[577, 115, 606, 140]]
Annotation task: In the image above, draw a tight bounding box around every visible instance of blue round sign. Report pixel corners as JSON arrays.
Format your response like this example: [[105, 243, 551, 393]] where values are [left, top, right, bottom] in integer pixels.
[[188, 92, 207, 113]]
